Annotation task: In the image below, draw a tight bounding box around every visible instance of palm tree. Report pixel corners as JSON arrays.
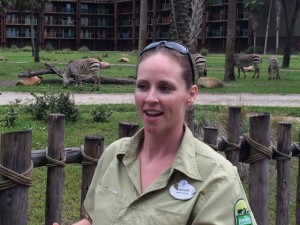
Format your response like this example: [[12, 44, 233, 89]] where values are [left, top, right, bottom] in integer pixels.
[[34, 0, 49, 62], [0, 0, 15, 13], [138, 0, 148, 56], [263, 0, 273, 54], [280, 0, 300, 68], [224, 0, 236, 81], [275, 0, 282, 55], [15, 0, 39, 57], [243, 0, 264, 53]]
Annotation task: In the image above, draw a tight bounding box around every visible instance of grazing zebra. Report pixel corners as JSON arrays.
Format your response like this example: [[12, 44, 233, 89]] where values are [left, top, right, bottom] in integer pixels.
[[234, 54, 262, 78], [61, 58, 101, 91], [191, 54, 207, 79], [268, 56, 280, 80]]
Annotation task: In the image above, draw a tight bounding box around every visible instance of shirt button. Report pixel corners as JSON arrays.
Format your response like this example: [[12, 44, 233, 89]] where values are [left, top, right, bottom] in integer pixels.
[[131, 203, 138, 210]]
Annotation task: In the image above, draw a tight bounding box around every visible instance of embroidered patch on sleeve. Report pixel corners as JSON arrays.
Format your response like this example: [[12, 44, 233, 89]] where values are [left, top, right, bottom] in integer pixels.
[[234, 198, 253, 225]]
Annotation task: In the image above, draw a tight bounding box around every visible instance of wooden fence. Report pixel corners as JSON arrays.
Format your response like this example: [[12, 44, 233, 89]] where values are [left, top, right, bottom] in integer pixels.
[[0, 107, 300, 225]]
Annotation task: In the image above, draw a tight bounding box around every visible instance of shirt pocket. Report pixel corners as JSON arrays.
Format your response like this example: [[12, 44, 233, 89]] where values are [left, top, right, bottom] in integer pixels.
[[94, 185, 126, 224], [148, 208, 186, 225]]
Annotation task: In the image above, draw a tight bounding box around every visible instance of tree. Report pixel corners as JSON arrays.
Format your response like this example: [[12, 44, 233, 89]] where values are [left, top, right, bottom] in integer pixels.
[[0, 0, 15, 13], [187, 0, 205, 53], [15, 0, 38, 57], [34, 0, 49, 62], [275, 0, 282, 55], [138, 0, 148, 56], [263, 0, 273, 54], [280, 0, 300, 68], [224, 0, 236, 81], [243, 0, 264, 53]]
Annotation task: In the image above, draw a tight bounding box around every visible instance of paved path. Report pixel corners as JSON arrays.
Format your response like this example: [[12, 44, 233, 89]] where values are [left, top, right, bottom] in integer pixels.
[[0, 92, 300, 107]]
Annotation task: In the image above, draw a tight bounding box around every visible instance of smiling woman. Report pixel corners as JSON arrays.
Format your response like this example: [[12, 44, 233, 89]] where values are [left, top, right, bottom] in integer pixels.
[[51, 41, 257, 225]]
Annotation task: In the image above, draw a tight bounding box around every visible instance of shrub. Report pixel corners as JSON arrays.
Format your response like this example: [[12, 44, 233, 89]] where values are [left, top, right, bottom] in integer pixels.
[[24, 91, 80, 122], [22, 45, 33, 52], [200, 48, 209, 56], [44, 43, 54, 52], [78, 46, 89, 52], [245, 45, 263, 54], [0, 99, 21, 127], [90, 105, 113, 122], [10, 45, 21, 52]]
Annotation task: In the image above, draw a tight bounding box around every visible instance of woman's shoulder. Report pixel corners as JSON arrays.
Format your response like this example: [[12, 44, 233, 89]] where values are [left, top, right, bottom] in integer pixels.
[[193, 137, 239, 179]]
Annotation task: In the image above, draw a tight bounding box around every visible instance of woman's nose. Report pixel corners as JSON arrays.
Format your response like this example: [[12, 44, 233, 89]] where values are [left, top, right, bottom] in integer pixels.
[[145, 89, 159, 103]]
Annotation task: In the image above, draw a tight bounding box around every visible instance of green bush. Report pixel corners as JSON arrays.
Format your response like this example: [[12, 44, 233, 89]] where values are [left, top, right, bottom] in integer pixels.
[[78, 46, 90, 52], [90, 105, 113, 122], [0, 99, 21, 127], [24, 91, 80, 122], [10, 45, 21, 52], [245, 45, 263, 54], [44, 43, 54, 52], [200, 48, 209, 56], [22, 45, 33, 52]]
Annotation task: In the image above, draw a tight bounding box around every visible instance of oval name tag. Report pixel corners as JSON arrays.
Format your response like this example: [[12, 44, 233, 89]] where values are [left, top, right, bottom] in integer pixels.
[[169, 179, 196, 200]]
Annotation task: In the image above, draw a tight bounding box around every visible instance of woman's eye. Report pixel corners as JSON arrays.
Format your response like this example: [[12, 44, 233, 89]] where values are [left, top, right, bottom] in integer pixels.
[[160, 85, 172, 92], [137, 83, 148, 91]]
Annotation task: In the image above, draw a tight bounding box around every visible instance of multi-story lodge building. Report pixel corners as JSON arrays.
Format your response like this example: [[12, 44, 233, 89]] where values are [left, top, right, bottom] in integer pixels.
[[0, 0, 299, 53]]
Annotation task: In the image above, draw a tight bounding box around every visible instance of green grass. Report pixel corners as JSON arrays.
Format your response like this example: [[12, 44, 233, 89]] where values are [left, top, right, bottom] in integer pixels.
[[1, 104, 300, 224], [1, 50, 300, 94]]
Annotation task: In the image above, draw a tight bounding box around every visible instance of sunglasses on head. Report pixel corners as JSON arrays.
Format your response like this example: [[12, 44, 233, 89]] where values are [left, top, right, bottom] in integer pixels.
[[140, 41, 195, 84]]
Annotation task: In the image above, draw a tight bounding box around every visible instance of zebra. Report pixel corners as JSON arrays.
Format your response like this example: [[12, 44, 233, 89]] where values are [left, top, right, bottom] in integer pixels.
[[191, 54, 207, 79], [234, 54, 262, 78], [61, 58, 101, 91], [268, 56, 280, 80]]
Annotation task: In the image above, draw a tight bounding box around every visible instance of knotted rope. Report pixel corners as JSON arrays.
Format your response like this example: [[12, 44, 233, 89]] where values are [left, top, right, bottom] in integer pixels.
[[243, 133, 273, 163], [293, 143, 300, 157], [273, 146, 292, 160], [46, 148, 66, 168], [0, 161, 33, 191], [81, 145, 99, 166], [220, 136, 241, 152]]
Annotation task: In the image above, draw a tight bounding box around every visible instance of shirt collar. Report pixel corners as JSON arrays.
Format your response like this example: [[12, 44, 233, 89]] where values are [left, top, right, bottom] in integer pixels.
[[116, 124, 203, 181]]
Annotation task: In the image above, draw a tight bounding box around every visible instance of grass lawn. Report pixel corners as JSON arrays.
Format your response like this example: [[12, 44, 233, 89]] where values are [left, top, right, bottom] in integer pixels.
[[1, 49, 300, 224]]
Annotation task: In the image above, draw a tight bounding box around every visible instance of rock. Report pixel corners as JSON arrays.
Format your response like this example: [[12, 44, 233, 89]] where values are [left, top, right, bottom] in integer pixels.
[[243, 65, 254, 71], [0, 55, 7, 61], [16, 76, 42, 86], [118, 57, 130, 62], [100, 61, 111, 69], [197, 77, 224, 88]]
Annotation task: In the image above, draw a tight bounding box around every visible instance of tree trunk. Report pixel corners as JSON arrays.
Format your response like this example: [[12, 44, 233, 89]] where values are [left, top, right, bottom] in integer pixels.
[[35, 2, 47, 62], [138, 0, 147, 56], [224, 0, 236, 81], [264, 0, 273, 54], [281, 0, 300, 68], [30, 11, 35, 57], [275, 0, 282, 55]]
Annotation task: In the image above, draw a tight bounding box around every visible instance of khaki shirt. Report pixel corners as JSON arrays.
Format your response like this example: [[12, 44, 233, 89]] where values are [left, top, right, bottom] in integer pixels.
[[84, 126, 257, 225]]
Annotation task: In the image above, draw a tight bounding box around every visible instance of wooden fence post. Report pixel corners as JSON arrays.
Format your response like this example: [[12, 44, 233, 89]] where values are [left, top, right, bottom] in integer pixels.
[[226, 106, 241, 167], [0, 131, 32, 225], [203, 127, 218, 150], [80, 135, 104, 216], [248, 114, 271, 225], [45, 114, 66, 225], [118, 122, 139, 138], [276, 123, 292, 225]]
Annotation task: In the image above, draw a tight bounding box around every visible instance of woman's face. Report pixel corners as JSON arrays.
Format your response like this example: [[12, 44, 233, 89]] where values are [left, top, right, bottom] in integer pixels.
[[135, 52, 197, 135]]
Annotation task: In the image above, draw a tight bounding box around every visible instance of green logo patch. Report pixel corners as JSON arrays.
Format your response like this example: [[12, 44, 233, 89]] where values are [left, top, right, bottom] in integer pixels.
[[235, 198, 252, 225]]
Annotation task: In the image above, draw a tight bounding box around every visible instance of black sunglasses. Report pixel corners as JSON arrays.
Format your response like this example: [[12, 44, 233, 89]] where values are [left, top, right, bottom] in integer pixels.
[[140, 41, 195, 84]]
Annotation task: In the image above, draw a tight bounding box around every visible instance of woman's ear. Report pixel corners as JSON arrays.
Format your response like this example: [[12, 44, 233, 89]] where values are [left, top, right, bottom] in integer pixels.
[[187, 84, 198, 106]]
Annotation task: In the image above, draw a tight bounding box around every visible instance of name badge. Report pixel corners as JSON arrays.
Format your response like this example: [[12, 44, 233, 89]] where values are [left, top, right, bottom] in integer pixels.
[[169, 179, 195, 200]]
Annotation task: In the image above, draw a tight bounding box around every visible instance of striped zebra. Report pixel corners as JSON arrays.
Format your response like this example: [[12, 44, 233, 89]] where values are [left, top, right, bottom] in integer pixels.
[[191, 54, 207, 79], [268, 56, 280, 80], [61, 58, 101, 91], [234, 54, 262, 78]]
